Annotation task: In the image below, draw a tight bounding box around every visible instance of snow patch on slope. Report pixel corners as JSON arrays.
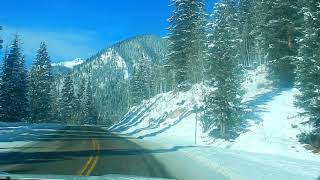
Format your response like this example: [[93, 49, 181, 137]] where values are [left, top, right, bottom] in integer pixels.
[[216, 88, 318, 160], [242, 66, 272, 101], [92, 48, 129, 80]]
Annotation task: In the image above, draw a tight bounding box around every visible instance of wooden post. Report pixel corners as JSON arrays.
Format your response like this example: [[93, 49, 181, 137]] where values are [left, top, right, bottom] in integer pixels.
[[195, 109, 198, 145]]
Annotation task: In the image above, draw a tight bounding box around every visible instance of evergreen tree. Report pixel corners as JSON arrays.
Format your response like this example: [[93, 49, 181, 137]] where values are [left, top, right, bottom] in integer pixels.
[[51, 79, 63, 122], [84, 81, 97, 125], [167, 0, 206, 89], [30, 42, 53, 123], [77, 81, 86, 123], [202, 0, 245, 139], [250, 0, 268, 67], [296, 0, 320, 129], [60, 74, 75, 124], [129, 54, 152, 106], [238, 0, 257, 67], [262, 0, 301, 87], [17, 55, 29, 120], [140, 55, 152, 100], [0, 35, 29, 122]]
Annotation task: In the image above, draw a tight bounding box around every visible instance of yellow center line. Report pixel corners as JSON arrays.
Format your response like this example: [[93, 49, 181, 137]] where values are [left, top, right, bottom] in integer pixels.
[[78, 139, 100, 176], [78, 140, 95, 175], [85, 140, 100, 176]]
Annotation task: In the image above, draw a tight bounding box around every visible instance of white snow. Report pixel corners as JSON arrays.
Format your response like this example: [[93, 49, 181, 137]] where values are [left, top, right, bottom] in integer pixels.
[[110, 66, 320, 179], [0, 122, 61, 152], [179, 146, 320, 180], [205, 88, 320, 162], [230, 89, 316, 159], [52, 58, 84, 69], [94, 48, 129, 79], [100, 48, 113, 63], [132, 137, 320, 180], [242, 66, 273, 101]]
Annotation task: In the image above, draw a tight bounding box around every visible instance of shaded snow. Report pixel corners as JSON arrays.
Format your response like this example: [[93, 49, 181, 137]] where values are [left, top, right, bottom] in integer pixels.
[[0, 122, 61, 152]]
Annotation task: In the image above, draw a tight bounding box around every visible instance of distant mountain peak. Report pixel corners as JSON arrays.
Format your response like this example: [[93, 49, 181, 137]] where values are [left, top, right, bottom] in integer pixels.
[[52, 58, 84, 69]]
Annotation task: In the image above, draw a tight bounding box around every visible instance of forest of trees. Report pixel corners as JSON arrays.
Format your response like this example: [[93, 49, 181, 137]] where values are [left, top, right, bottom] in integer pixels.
[[0, 0, 319, 142], [0, 36, 97, 125], [166, 0, 319, 140]]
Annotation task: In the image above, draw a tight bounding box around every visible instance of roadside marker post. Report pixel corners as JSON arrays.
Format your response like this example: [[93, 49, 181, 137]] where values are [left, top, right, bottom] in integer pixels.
[[194, 104, 203, 145], [195, 106, 198, 145], [194, 105, 200, 145]]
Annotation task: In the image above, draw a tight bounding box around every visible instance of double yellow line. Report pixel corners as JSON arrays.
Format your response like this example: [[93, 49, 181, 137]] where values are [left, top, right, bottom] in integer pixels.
[[78, 139, 100, 176]]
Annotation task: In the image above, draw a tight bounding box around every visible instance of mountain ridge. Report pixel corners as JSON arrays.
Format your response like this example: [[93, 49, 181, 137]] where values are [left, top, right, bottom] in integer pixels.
[[54, 34, 169, 125]]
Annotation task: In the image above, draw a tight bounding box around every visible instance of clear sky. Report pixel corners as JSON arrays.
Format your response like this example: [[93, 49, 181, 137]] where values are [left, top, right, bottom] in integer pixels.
[[0, 0, 216, 64]]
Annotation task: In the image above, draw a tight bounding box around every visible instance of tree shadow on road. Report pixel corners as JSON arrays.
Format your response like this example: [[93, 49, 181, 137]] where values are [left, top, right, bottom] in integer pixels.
[[0, 143, 196, 178], [0, 145, 198, 165]]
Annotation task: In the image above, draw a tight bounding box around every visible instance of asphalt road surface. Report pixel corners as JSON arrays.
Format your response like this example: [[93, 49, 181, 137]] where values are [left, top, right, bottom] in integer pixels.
[[0, 126, 170, 178], [0, 126, 226, 180]]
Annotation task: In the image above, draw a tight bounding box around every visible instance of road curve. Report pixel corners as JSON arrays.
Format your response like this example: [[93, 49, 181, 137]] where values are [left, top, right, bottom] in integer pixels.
[[0, 126, 172, 179]]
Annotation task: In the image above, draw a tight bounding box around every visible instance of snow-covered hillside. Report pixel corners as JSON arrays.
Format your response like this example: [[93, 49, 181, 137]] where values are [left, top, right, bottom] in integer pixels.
[[69, 35, 168, 125], [110, 66, 320, 162], [52, 58, 84, 69]]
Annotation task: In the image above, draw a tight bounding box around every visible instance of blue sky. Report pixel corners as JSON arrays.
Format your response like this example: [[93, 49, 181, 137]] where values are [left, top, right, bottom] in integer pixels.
[[0, 0, 216, 64]]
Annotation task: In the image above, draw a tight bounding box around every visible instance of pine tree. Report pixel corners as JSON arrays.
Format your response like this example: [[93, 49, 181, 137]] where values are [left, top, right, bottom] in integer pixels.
[[129, 63, 142, 106], [84, 81, 97, 125], [17, 55, 29, 121], [251, 0, 268, 67], [296, 0, 320, 129], [262, 0, 301, 88], [129, 54, 152, 106], [30, 42, 53, 123], [167, 0, 206, 89], [60, 74, 75, 124], [140, 55, 152, 100], [0, 35, 29, 122], [238, 0, 257, 67], [77, 81, 86, 123], [202, 0, 245, 139], [0, 50, 9, 120]]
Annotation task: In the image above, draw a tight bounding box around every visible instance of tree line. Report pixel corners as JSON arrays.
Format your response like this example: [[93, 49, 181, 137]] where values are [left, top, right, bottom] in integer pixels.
[[0, 35, 97, 124]]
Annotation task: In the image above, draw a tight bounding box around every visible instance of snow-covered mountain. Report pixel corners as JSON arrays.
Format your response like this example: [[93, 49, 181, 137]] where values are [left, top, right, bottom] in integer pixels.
[[51, 58, 85, 77], [56, 34, 168, 125], [52, 58, 84, 69]]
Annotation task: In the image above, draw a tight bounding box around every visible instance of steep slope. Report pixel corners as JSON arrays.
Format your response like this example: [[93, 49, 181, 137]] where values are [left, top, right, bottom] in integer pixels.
[[110, 66, 320, 161], [68, 35, 168, 125]]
